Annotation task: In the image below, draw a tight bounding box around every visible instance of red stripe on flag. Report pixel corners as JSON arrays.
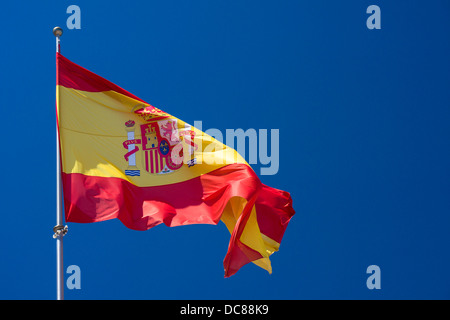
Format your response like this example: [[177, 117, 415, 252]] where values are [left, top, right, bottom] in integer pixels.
[[57, 53, 147, 103], [61, 164, 294, 277], [256, 185, 295, 244]]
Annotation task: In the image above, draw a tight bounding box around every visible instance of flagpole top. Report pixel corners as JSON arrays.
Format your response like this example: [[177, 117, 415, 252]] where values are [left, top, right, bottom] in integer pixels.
[[53, 26, 63, 37]]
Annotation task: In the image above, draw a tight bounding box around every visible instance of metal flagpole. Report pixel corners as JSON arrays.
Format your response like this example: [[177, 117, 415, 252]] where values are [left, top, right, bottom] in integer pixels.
[[53, 26, 68, 301]]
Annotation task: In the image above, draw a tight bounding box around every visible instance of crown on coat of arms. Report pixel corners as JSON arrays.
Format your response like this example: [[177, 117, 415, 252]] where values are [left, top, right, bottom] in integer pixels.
[[133, 104, 169, 122], [125, 120, 135, 127]]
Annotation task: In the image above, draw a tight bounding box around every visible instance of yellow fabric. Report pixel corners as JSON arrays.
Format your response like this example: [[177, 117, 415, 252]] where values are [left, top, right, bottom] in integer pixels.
[[57, 86, 247, 187]]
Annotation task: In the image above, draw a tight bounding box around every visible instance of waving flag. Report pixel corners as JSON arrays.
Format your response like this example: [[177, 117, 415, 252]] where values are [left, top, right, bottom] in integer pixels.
[[56, 53, 295, 277]]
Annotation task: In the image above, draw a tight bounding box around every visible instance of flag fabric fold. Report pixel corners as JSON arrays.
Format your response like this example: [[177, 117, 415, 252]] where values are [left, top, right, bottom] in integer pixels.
[[56, 53, 295, 277]]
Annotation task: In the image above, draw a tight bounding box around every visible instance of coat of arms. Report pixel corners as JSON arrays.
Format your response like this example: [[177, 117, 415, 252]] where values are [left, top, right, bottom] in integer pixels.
[[122, 105, 197, 177]]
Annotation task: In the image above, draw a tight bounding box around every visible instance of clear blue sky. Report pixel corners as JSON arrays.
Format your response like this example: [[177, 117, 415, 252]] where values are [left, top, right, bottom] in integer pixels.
[[0, 0, 449, 299]]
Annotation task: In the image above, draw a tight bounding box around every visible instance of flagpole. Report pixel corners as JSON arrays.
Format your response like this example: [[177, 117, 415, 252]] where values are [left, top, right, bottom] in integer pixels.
[[53, 26, 67, 301]]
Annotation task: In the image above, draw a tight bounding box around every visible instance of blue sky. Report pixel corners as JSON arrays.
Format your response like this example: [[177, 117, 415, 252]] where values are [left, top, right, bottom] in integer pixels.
[[0, 0, 449, 299]]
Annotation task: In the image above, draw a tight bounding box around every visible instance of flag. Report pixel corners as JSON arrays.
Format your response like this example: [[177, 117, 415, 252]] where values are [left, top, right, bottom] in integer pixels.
[[56, 53, 295, 277]]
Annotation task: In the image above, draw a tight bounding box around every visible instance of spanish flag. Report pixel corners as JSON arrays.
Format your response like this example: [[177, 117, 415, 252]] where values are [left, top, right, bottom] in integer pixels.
[[56, 53, 295, 277]]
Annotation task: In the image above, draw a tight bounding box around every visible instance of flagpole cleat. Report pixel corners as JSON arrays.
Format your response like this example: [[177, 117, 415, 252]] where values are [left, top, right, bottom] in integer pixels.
[[53, 225, 68, 239]]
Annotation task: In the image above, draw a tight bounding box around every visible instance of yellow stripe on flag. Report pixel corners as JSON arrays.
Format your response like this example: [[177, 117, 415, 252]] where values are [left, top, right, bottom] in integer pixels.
[[58, 86, 247, 187]]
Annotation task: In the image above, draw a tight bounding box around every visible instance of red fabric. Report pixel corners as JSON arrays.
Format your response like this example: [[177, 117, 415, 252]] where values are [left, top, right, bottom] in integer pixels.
[[256, 185, 295, 244], [62, 164, 294, 277], [57, 53, 147, 103]]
